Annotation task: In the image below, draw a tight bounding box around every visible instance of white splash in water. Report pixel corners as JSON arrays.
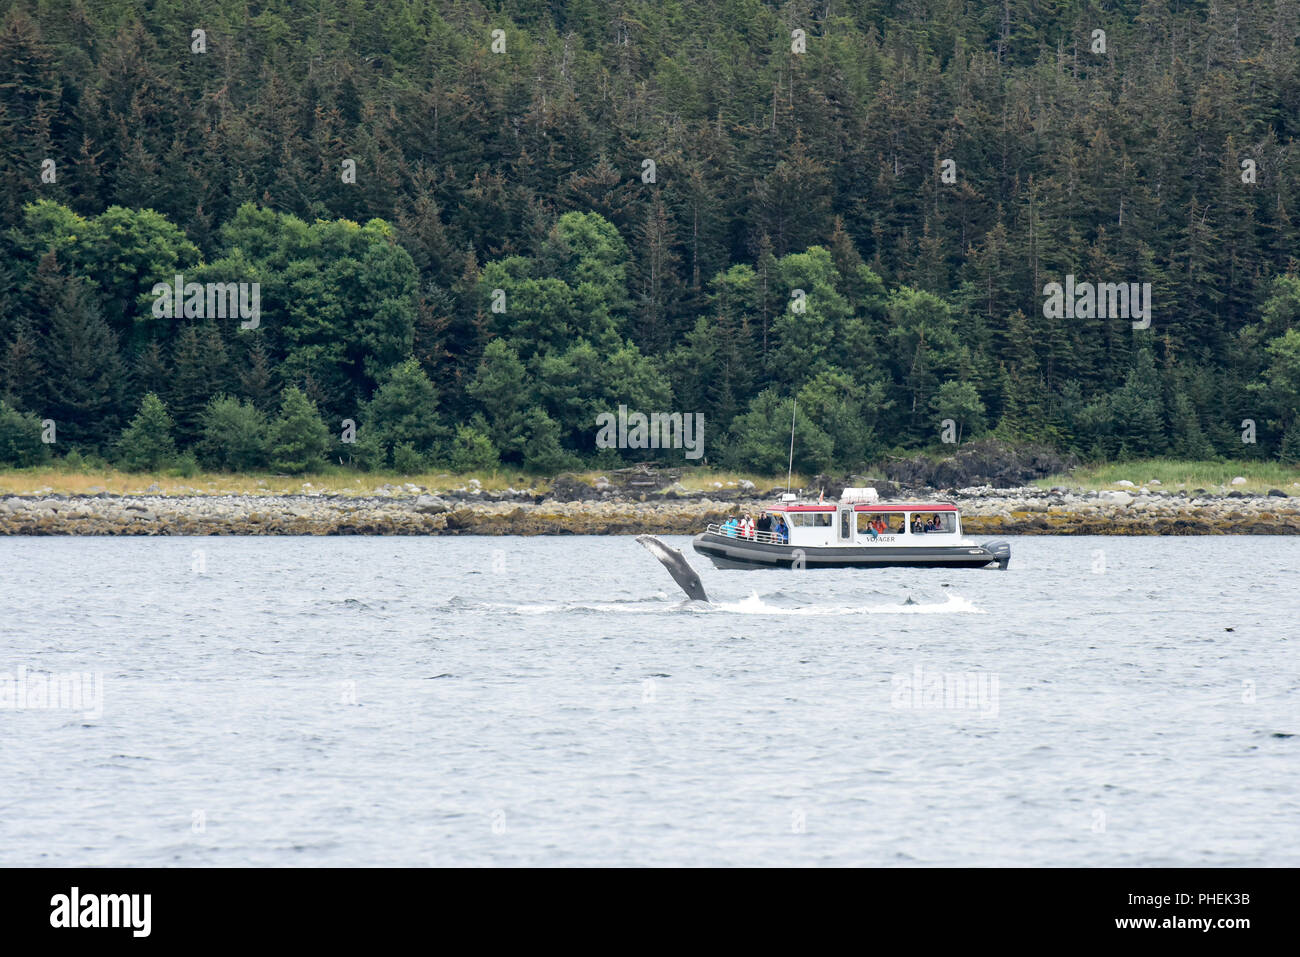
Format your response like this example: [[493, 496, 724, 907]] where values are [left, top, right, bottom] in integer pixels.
[[484, 593, 982, 616], [713, 592, 983, 616]]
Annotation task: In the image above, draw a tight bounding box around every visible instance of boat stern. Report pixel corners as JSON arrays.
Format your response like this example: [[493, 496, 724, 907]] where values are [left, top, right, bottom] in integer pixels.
[[981, 539, 1011, 569]]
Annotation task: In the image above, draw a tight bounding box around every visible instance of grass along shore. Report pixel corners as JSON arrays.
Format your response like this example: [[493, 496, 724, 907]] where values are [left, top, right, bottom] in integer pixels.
[[0, 459, 1296, 498], [0, 466, 813, 498], [1033, 459, 1300, 495]]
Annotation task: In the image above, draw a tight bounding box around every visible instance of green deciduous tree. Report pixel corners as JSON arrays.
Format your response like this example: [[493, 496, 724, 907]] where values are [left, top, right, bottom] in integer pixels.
[[930, 380, 987, 445], [724, 391, 834, 476]]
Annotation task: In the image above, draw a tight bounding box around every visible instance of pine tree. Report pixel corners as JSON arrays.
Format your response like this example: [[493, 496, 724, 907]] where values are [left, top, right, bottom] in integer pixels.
[[361, 357, 445, 466], [631, 194, 684, 354], [237, 336, 278, 412], [466, 339, 532, 464], [167, 323, 230, 444], [33, 264, 127, 450], [0, 399, 50, 466], [198, 395, 268, 471], [268, 386, 331, 475], [133, 340, 170, 401], [2, 316, 44, 411], [116, 392, 176, 471]]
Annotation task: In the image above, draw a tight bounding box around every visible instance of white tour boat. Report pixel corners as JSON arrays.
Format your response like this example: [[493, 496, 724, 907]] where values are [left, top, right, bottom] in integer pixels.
[[692, 488, 1010, 570]]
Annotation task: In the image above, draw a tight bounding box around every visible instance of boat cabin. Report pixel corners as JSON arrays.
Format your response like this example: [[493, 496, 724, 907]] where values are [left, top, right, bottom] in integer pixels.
[[768, 501, 962, 548]]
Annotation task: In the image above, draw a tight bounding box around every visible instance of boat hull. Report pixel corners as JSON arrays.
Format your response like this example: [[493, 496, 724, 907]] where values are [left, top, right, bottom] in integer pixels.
[[692, 532, 1009, 570]]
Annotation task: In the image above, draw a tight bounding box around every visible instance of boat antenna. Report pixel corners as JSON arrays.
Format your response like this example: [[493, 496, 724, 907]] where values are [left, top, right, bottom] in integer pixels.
[[786, 397, 797, 495]]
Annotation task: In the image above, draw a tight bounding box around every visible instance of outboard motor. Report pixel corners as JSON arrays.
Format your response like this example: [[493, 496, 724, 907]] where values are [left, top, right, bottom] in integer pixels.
[[983, 540, 1011, 569]]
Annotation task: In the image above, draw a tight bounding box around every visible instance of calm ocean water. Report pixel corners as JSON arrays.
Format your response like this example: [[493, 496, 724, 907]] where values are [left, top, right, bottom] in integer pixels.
[[0, 535, 1296, 867]]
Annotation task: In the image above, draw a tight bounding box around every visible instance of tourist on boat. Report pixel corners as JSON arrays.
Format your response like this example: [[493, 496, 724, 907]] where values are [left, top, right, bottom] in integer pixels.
[[722, 516, 739, 537], [929, 514, 942, 532], [774, 516, 789, 543], [756, 512, 772, 536], [873, 516, 887, 535], [912, 516, 925, 534]]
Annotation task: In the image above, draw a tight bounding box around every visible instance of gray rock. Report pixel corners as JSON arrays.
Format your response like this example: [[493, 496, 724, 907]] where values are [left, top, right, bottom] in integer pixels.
[[1098, 490, 1134, 506], [413, 494, 449, 514]]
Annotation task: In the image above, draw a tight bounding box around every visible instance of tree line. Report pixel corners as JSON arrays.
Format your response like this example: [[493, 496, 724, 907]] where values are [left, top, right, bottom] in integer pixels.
[[1, 1, 1299, 474]]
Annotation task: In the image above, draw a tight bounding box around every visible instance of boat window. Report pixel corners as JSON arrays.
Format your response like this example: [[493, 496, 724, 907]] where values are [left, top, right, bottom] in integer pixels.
[[787, 512, 833, 527], [909, 511, 956, 533], [856, 512, 905, 534]]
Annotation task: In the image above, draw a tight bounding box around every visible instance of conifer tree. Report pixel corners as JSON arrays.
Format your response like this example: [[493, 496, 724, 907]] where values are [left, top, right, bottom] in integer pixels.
[[116, 392, 176, 471], [268, 386, 330, 475], [33, 264, 127, 450]]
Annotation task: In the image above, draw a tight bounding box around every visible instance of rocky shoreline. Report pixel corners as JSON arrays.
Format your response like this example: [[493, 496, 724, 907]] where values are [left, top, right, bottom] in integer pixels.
[[1, 481, 1298, 535]]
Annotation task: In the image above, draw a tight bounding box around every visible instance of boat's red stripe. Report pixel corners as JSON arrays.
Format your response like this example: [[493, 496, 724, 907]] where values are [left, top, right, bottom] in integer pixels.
[[770, 504, 957, 512], [851, 503, 957, 512]]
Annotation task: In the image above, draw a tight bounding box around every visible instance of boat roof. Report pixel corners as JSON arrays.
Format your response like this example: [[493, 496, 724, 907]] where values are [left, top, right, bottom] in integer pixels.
[[769, 502, 958, 512]]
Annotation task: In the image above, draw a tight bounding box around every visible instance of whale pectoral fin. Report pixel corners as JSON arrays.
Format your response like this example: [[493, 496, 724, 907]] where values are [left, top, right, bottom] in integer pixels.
[[636, 535, 709, 602]]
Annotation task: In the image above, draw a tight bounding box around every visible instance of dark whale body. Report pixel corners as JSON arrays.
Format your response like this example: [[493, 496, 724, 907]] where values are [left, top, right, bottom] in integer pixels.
[[636, 535, 709, 602]]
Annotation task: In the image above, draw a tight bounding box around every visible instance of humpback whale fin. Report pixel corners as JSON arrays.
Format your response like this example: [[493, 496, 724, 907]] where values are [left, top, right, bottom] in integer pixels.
[[636, 535, 709, 602]]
